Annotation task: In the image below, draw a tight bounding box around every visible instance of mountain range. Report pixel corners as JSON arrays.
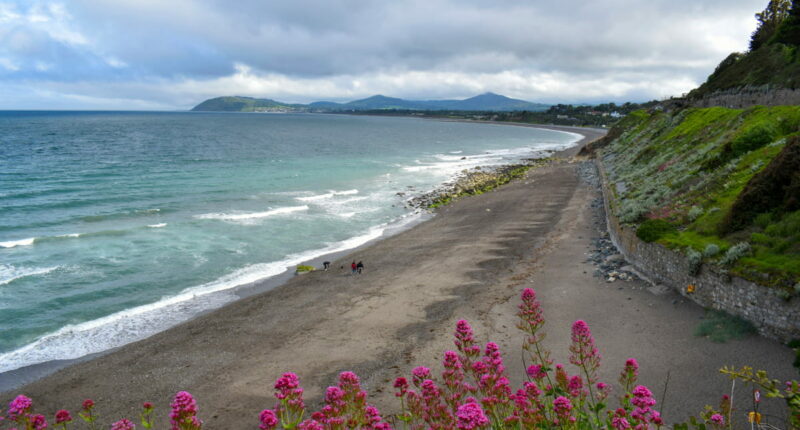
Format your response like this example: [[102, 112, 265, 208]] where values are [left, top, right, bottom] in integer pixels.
[[190, 92, 550, 112]]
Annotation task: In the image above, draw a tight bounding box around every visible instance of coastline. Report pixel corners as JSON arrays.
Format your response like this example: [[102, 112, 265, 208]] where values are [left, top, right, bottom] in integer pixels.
[[5, 124, 792, 427], [0, 123, 594, 392]]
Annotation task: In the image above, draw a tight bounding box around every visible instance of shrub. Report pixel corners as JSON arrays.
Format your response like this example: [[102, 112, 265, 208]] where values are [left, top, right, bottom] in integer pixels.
[[687, 206, 704, 222], [720, 242, 752, 266], [720, 136, 800, 234], [295, 265, 315, 273], [636, 219, 677, 243], [687, 248, 703, 275], [754, 212, 773, 229], [703, 244, 721, 258], [730, 124, 778, 157], [619, 200, 649, 223]]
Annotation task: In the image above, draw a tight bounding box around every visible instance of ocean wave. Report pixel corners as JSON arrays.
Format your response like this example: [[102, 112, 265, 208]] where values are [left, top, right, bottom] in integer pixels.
[[80, 208, 163, 223], [296, 189, 359, 202], [0, 238, 35, 248], [0, 264, 60, 286], [147, 223, 167, 228], [195, 205, 309, 221], [0, 212, 424, 374]]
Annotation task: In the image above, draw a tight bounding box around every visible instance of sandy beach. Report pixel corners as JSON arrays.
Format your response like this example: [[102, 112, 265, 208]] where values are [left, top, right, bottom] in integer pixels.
[[2, 126, 795, 428]]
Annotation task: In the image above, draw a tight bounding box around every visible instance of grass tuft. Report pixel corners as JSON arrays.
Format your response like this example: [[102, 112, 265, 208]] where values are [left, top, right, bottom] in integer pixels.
[[694, 309, 757, 343]]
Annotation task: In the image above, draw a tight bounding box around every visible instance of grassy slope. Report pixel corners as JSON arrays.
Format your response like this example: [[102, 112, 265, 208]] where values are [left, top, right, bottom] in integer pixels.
[[602, 106, 800, 290]]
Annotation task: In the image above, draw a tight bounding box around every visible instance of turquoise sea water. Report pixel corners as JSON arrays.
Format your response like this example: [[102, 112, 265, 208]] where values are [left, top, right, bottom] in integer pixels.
[[0, 111, 579, 373]]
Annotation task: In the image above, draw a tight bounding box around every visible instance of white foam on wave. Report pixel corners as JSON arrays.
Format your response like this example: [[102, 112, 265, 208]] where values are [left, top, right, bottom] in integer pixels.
[[296, 189, 359, 202], [0, 264, 59, 286], [0, 212, 425, 374], [0, 238, 35, 248], [147, 223, 167, 228], [57, 233, 82, 238], [195, 205, 309, 221]]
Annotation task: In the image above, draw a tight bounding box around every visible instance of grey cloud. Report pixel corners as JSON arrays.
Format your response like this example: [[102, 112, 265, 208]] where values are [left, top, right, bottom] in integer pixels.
[[0, 0, 767, 107]]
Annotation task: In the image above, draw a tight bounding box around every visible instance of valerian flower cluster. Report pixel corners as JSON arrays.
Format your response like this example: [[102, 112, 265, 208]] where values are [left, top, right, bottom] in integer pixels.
[[1, 288, 797, 429]]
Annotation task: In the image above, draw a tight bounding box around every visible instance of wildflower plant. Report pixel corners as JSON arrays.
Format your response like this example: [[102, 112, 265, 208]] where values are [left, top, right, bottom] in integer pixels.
[[2, 288, 798, 430]]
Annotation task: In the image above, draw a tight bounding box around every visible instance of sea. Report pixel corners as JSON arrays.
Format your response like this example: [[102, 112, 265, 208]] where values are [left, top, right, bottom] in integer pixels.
[[0, 111, 580, 375]]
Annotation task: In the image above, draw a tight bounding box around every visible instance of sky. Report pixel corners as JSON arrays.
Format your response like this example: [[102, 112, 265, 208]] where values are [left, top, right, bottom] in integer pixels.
[[0, 0, 766, 110]]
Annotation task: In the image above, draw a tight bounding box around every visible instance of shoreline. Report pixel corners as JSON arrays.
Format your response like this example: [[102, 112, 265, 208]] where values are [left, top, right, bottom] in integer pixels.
[[0, 123, 597, 393]]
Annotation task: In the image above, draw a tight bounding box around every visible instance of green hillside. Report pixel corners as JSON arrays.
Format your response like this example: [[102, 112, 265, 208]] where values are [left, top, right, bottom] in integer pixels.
[[600, 106, 800, 289], [689, 0, 800, 98]]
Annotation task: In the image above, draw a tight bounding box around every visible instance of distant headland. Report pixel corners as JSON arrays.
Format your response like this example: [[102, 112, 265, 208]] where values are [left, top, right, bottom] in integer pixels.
[[190, 92, 551, 112]]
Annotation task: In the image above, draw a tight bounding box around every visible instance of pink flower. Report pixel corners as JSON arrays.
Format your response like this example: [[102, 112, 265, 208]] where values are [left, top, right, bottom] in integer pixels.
[[297, 420, 323, 430], [170, 391, 201, 430], [570, 320, 601, 377], [553, 396, 573, 419], [29, 414, 47, 430], [443, 351, 463, 369], [111, 418, 135, 430], [412, 366, 431, 387], [710, 414, 724, 425], [143, 402, 154, 410], [8, 395, 32, 420], [528, 366, 547, 382], [81, 399, 94, 410], [412, 366, 431, 379], [338, 371, 360, 390], [274, 372, 306, 424], [456, 402, 489, 429], [420, 379, 440, 399], [613, 416, 631, 430], [393, 377, 409, 397], [259, 409, 278, 430], [568, 375, 584, 397], [55, 409, 72, 424], [275, 372, 302, 399], [650, 410, 663, 425], [454, 320, 481, 361], [631, 386, 656, 408], [517, 289, 546, 337]]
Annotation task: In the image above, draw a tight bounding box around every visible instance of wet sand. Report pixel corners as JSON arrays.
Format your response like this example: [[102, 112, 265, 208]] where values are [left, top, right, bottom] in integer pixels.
[[3, 126, 794, 428]]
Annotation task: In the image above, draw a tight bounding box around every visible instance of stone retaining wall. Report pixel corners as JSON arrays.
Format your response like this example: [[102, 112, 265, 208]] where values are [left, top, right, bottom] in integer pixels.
[[595, 155, 800, 343], [662, 87, 800, 111]]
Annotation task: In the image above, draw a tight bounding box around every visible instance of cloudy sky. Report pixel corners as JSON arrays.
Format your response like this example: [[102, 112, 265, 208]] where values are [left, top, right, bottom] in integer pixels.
[[0, 0, 765, 110]]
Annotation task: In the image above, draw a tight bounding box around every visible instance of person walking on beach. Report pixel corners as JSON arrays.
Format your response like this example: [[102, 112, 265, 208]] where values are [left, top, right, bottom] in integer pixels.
[[351, 261, 357, 274], [356, 261, 364, 274], [323, 261, 330, 271]]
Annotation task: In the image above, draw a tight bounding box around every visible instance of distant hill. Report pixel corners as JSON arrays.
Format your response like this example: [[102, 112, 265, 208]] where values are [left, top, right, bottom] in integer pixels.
[[191, 92, 549, 112], [191, 96, 303, 112]]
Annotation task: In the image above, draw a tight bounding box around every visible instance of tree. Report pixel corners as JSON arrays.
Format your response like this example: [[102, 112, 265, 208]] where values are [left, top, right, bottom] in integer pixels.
[[773, 0, 800, 45], [750, 0, 792, 50]]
